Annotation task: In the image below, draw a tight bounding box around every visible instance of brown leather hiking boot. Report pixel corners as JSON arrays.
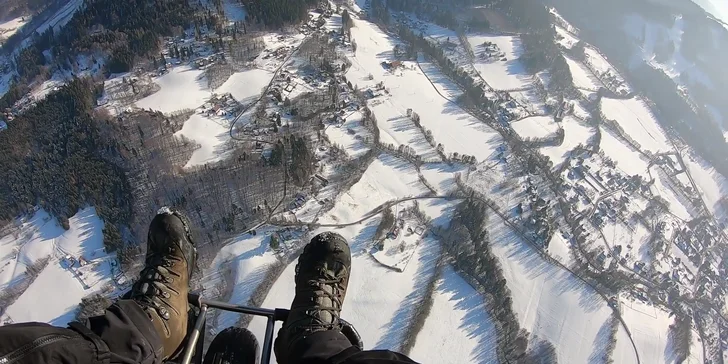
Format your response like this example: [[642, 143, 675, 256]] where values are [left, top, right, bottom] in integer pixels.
[[274, 232, 352, 362], [130, 208, 197, 360]]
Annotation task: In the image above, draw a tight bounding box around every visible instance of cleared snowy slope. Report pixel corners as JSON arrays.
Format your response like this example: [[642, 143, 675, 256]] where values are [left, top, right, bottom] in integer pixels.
[[409, 265, 499, 363], [467, 33, 532, 91], [136, 66, 211, 113], [600, 97, 673, 153], [175, 114, 233, 168], [345, 17, 502, 162], [488, 214, 638, 364], [202, 228, 279, 332], [215, 69, 274, 103]]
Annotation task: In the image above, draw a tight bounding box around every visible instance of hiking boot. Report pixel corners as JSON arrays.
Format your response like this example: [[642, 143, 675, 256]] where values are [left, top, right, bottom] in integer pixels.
[[130, 208, 197, 360], [275, 232, 352, 361]]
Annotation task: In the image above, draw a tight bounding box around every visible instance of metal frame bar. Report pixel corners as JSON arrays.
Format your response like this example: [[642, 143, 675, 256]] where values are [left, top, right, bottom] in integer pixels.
[[180, 294, 289, 364]]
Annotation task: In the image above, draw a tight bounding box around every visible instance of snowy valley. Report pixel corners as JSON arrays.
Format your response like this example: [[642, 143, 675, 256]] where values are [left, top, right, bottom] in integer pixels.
[[1, 0, 728, 363]]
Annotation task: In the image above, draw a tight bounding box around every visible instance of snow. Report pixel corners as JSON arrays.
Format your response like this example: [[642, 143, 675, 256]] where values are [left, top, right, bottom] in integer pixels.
[[345, 18, 502, 162], [136, 66, 210, 114], [0, 16, 29, 41], [599, 127, 651, 176], [324, 111, 371, 158], [215, 68, 273, 103], [600, 97, 673, 153], [467, 33, 532, 91], [547, 235, 573, 266], [618, 297, 676, 364], [488, 214, 637, 364], [175, 114, 232, 168], [623, 14, 714, 89], [511, 115, 559, 139], [555, 26, 579, 49], [369, 97, 440, 160], [584, 47, 614, 77], [409, 265, 499, 363], [565, 56, 601, 91], [35, 0, 84, 35], [540, 116, 594, 167], [650, 169, 694, 220], [3, 207, 114, 326], [371, 223, 428, 272], [682, 151, 728, 216], [202, 229, 278, 331], [613, 324, 641, 364], [223, 0, 247, 22], [420, 163, 468, 195]]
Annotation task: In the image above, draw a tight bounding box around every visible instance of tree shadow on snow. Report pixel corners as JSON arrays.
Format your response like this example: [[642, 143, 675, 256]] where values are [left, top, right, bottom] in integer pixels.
[[373, 239, 441, 351], [438, 266, 499, 363], [588, 316, 614, 364], [489, 215, 606, 313]]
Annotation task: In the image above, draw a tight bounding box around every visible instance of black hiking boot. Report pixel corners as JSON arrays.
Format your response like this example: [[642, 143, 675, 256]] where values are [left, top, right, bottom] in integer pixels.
[[204, 327, 260, 364], [274, 232, 352, 362], [130, 208, 197, 360]]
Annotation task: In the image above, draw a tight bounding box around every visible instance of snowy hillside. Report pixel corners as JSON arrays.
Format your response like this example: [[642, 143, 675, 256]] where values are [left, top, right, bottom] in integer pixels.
[[2, 1, 726, 363], [0, 208, 117, 326]]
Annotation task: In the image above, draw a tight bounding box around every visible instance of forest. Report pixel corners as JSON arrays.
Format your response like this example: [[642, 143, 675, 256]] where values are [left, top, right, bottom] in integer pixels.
[[0, 78, 132, 252], [238, 0, 318, 28]]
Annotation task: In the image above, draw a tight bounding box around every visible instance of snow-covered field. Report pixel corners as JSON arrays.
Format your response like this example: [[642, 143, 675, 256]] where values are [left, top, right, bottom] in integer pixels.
[[369, 97, 440, 160], [175, 114, 232, 168], [216, 68, 274, 103], [618, 297, 676, 364], [600, 97, 672, 153], [409, 265, 498, 363], [1, 208, 115, 326], [565, 56, 601, 92], [202, 228, 279, 331], [584, 48, 615, 77], [511, 115, 559, 139], [555, 26, 578, 49], [599, 126, 652, 176], [346, 18, 503, 162], [0, 16, 28, 40], [467, 33, 532, 91], [488, 215, 637, 364], [324, 111, 371, 159], [136, 66, 210, 113], [683, 151, 728, 217], [540, 116, 594, 167]]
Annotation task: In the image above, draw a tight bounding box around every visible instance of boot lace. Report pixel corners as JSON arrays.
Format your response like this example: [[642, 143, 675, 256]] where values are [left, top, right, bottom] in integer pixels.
[[132, 249, 181, 320], [290, 269, 346, 332]]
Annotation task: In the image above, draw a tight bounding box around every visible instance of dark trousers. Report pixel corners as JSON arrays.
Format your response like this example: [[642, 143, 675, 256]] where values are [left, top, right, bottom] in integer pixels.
[[0, 300, 417, 364], [288, 330, 417, 364]]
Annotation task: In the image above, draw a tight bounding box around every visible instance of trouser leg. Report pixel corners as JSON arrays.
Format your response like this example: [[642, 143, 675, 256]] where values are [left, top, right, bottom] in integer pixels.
[[86, 300, 163, 364], [0, 299, 162, 364], [287, 330, 418, 364]]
